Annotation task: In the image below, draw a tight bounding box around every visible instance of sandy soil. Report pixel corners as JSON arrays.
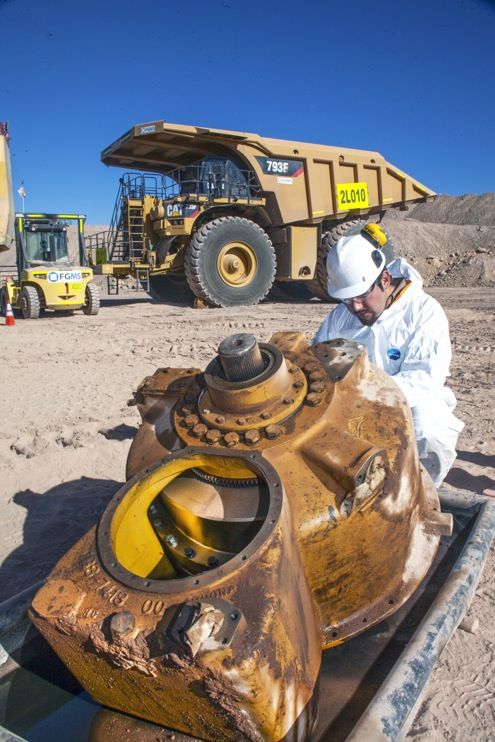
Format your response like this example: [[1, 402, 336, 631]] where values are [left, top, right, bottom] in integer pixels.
[[0, 285, 493, 739]]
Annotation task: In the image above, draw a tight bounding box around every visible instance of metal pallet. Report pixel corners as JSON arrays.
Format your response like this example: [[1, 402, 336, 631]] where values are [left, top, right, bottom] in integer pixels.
[[0, 487, 494, 741]]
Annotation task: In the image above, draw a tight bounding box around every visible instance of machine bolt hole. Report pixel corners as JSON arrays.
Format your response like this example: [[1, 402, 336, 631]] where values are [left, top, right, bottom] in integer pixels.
[[222, 637, 228, 644], [241, 555, 247, 561], [332, 631, 338, 638], [388, 598, 395, 605], [193, 579, 199, 585], [230, 612, 238, 621], [144, 581, 150, 587], [362, 617, 368, 623]]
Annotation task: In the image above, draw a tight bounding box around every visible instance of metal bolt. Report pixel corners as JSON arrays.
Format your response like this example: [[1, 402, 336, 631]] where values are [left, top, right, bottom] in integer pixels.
[[165, 534, 178, 548], [245, 429, 261, 445], [261, 411, 271, 420], [236, 417, 246, 425], [216, 415, 226, 424], [265, 424, 281, 439], [309, 371, 324, 382], [288, 366, 297, 374], [224, 431, 240, 448], [202, 408, 211, 415], [205, 429, 221, 444], [310, 382, 325, 393], [207, 556, 219, 567], [293, 381, 304, 389], [153, 519, 163, 528], [306, 393, 322, 407], [283, 398, 294, 405], [110, 611, 135, 638], [192, 423, 208, 438], [184, 547, 196, 559], [184, 414, 199, 429]]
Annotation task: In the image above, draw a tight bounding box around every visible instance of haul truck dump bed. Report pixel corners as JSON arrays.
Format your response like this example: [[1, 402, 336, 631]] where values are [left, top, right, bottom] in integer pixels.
[[88, 120, 435, 306], [0, 123, 15, 253]]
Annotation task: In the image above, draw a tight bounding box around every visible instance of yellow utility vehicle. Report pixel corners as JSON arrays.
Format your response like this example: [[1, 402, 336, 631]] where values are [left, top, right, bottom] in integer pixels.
[[0, 213, 100, 318], [0, 122, 99, 319], [87, 120, 435, 306]]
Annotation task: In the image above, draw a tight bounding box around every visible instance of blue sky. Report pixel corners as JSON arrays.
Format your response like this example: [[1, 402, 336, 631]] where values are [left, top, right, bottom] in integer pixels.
[[1, 0, 494, 224]]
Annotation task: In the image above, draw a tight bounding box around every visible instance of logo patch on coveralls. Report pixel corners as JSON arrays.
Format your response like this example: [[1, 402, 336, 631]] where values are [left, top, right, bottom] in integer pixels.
[[387, 348, 401, 361]]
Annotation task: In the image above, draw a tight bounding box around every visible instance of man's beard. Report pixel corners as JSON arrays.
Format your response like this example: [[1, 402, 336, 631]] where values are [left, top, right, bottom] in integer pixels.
[[354, 310, 378, 326]]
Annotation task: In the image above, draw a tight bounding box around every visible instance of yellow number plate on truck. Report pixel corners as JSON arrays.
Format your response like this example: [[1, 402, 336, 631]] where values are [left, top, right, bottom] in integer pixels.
[[336, 182, 370, 210]]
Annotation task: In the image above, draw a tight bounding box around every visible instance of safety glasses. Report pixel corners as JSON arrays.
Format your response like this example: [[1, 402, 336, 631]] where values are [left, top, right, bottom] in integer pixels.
[[341, 279, 378, 306]]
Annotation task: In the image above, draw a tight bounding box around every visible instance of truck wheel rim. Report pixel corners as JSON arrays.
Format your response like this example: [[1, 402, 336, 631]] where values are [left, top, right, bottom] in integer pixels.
[[217, 242, 257, 287]]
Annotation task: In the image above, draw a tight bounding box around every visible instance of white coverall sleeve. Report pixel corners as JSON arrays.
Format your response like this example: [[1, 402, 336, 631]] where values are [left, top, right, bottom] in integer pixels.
[[313, 309, 341, 344], [391, 301, 452, 409]]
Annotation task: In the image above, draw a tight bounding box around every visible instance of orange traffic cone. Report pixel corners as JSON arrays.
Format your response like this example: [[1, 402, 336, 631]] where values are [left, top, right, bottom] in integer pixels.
[[5, 300, 15, 327]]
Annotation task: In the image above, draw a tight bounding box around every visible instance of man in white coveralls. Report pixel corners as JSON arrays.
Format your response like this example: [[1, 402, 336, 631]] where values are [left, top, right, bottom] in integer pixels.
[[313, 224, 464, 486]]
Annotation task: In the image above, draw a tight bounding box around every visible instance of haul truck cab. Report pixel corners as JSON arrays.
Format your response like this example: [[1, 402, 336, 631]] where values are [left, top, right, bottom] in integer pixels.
[[1, 213, 100, 318]]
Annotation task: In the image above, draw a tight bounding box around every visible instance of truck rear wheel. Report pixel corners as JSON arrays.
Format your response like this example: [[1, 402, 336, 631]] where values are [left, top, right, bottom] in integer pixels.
[[306, 219, 366, 301], [82, 282, 100, 316], [20, 286, 41, 319], [185, 217, 276, 307]]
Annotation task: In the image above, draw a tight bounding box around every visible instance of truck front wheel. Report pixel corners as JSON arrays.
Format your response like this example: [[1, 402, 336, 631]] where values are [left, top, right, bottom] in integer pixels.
[[82, 282, 100, 316], [185, 217, 276, 307], [20, 286, 41, 319]]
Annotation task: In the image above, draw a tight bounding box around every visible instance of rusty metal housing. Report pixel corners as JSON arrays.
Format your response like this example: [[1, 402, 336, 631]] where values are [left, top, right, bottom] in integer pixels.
[[30, 333, 451, 741]]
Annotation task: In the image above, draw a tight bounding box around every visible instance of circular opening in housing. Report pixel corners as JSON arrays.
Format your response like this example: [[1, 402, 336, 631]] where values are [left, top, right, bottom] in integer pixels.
[[97, 449, 281, 593]]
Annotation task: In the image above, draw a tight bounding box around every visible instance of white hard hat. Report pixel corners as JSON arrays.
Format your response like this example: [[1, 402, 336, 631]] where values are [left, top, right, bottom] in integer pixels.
[[326, 233, 386, 300]]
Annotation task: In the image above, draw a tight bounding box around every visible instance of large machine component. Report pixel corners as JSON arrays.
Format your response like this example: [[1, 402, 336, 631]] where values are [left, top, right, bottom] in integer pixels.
[[30, 332, 452, 741], [86, 120, 435, 306], [0, 122, 100, 318]]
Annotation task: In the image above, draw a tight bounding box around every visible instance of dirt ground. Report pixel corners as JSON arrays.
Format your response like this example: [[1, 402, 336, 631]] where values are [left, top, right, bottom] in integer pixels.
[[0, 284, 494, 740]]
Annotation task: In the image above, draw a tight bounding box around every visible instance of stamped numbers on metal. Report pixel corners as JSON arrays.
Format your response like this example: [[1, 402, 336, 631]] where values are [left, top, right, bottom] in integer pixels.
[[336, 182, 370, 210], [142, 599, 165, 615], [83, 559, 129, 607]]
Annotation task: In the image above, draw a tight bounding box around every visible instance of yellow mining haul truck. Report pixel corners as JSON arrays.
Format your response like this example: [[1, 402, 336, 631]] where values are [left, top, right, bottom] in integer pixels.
[[0, 122, 100, 318], [88, 120, 435, 307]]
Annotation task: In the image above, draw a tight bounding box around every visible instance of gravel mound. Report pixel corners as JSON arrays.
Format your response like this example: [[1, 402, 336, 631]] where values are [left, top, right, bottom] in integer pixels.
[[382, 195, 495, 288], [407, 193, 495, 226]]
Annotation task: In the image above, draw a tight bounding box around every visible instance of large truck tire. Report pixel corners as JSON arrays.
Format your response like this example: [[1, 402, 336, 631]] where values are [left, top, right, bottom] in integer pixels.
[[0, 286, 7, 316], [306, 219, 366, 302], [82, 282, 100, 316], [147, 274, 194, 304], [20, 285, 41, 319], [185, 217, 276, 307]]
